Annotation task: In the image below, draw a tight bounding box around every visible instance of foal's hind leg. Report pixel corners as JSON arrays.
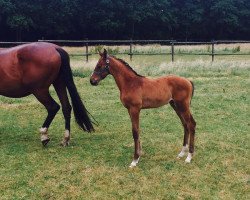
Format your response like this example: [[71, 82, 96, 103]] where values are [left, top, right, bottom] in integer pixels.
[[53, 78, 72, 146], [169, 100, 189, 158], [173, 100, 196, 163], [33, 88, 60, 146]]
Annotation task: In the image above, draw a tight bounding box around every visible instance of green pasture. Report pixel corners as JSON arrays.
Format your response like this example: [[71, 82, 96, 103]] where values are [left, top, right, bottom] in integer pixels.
[[0, 51, 249, 199]]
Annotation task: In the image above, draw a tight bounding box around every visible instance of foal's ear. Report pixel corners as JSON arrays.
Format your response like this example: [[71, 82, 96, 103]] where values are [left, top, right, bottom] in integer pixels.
[[98, 49, 102, 57], [103, 48, 108, 60]]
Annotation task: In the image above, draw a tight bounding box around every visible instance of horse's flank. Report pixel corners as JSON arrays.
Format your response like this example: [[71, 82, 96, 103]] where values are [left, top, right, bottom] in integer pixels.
[[0, 42, 60, 97]]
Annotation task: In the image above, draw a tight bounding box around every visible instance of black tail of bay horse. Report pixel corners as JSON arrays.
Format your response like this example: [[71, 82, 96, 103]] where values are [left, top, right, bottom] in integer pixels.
[[56, 48, 94, 132], [0, 42, 94, 146]]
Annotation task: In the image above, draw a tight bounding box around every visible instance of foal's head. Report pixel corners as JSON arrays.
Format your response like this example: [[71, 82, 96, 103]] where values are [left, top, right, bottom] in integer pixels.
[[90, 49, 110, 86]]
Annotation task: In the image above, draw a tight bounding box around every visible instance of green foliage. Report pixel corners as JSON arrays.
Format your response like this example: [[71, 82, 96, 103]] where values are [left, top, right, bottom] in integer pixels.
[[7, 14, 33, 30], [0, 0, 249, 41], [72, 68, 92, 78], [106, 46, 120, 54], [232, 46, 241, 53], [0, 56, 249, 199], [93, 45, 104, 54], [206, 45, 211, 52]]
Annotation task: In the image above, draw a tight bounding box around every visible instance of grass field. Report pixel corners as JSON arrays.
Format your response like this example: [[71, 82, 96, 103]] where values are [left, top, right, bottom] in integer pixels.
[[0, 45, 249, 199]]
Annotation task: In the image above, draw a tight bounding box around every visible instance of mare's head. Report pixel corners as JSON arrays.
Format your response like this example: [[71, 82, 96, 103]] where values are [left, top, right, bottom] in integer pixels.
[[90, 49, 110, 86]]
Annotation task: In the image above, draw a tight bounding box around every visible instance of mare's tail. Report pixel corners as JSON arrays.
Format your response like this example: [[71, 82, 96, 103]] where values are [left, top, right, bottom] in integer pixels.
[[56, 48, 94, 132]]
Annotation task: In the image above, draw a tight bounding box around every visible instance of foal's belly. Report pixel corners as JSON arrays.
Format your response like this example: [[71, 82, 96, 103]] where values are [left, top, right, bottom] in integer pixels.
[[142, 97, 170, 109], [142, 90, 172, 108], [140, 77, 172, 108]]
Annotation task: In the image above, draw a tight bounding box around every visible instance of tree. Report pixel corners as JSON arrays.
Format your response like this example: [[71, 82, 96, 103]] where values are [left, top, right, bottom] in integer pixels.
[[210, 0, 239, 39], [1, 0, 35, 41], [0, 0, 249, 41]]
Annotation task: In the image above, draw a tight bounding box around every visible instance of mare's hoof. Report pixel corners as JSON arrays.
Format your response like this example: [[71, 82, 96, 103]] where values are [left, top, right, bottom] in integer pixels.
[[42, 138, 50, 147], [60, 140, 69, 147]]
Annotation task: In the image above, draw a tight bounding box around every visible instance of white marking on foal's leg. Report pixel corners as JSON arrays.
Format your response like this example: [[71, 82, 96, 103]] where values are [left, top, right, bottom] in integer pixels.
[[129, 157, 140, 168], [177, 144, 189, 158], [185, 153, 193, 163]]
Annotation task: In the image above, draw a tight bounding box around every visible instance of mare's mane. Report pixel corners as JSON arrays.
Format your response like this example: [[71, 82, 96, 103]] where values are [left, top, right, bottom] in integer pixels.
[[111, 56, 144, 77]]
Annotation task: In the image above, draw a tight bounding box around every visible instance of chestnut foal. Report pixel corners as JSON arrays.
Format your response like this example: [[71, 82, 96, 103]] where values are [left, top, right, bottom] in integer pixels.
[[90, 49, 196, 167]]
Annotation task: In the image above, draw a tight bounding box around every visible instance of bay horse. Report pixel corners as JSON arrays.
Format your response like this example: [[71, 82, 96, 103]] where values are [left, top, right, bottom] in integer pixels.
[[0, 42, 94, 146], [90, 49, 196, 167]]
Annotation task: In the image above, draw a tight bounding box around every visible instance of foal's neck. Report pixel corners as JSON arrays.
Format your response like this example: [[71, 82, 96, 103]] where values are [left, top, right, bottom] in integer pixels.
[[109, 58, 141, 92]]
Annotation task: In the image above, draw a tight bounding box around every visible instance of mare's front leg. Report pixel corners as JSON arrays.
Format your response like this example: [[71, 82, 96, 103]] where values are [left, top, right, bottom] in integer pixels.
[[128, 107, 141, 168]]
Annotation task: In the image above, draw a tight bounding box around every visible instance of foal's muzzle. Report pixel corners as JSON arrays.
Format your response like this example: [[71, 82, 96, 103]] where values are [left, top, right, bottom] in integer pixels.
[[90, 78, 98, 86]]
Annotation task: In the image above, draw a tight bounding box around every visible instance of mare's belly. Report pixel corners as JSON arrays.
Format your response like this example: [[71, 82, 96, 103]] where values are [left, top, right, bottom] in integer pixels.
[[0, 82, 31, 98]]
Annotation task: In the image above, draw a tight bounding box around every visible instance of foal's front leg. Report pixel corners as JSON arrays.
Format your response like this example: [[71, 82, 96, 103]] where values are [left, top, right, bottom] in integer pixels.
[[128, 107, 141, 168]]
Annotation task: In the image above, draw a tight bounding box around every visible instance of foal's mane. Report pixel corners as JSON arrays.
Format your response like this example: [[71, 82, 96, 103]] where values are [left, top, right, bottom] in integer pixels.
[[110, 56, 144, 77]]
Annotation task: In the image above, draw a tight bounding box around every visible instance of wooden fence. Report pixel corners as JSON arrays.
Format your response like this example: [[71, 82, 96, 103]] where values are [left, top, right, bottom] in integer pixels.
[[1, 40, 250, 62]]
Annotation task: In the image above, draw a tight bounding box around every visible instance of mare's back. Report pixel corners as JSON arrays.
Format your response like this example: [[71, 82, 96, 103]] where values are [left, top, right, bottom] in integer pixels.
[[0, 42, 59, 63]]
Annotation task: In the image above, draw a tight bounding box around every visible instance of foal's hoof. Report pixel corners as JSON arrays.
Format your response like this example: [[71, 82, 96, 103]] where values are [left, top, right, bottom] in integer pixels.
[[129, 163, 137, 168], [41, 138, 50, 147], [129, 157, 140, 168], [177, 152, 185, 159], [184, 153, 193, 163]]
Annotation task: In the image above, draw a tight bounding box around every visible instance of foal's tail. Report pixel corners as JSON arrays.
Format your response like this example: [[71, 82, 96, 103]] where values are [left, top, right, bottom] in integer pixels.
[[190, 81, 194, 98], [190, 80, 195, 105], [56, 48, 94, 132]]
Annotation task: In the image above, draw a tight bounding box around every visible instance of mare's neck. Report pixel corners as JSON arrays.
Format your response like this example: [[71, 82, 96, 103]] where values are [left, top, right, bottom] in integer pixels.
[[109, 58, 140, 92]]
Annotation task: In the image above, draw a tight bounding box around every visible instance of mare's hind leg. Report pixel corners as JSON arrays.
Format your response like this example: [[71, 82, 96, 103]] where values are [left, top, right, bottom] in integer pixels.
[[169, 100, 189, 158], [53, 78, 72, 146], [33, 88, 60, 146], [173, 100, 196, 163]]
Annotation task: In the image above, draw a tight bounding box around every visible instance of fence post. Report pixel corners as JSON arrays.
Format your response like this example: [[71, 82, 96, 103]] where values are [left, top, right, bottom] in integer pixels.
[[211, 40, 215, 62], [85, 38, 89, 62], [130, 38, 133, 61], [171, 41, 175, 62]]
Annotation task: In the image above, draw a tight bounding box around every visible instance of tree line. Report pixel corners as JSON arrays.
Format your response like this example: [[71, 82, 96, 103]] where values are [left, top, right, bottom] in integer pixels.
[[0, 0, 249, 41]]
